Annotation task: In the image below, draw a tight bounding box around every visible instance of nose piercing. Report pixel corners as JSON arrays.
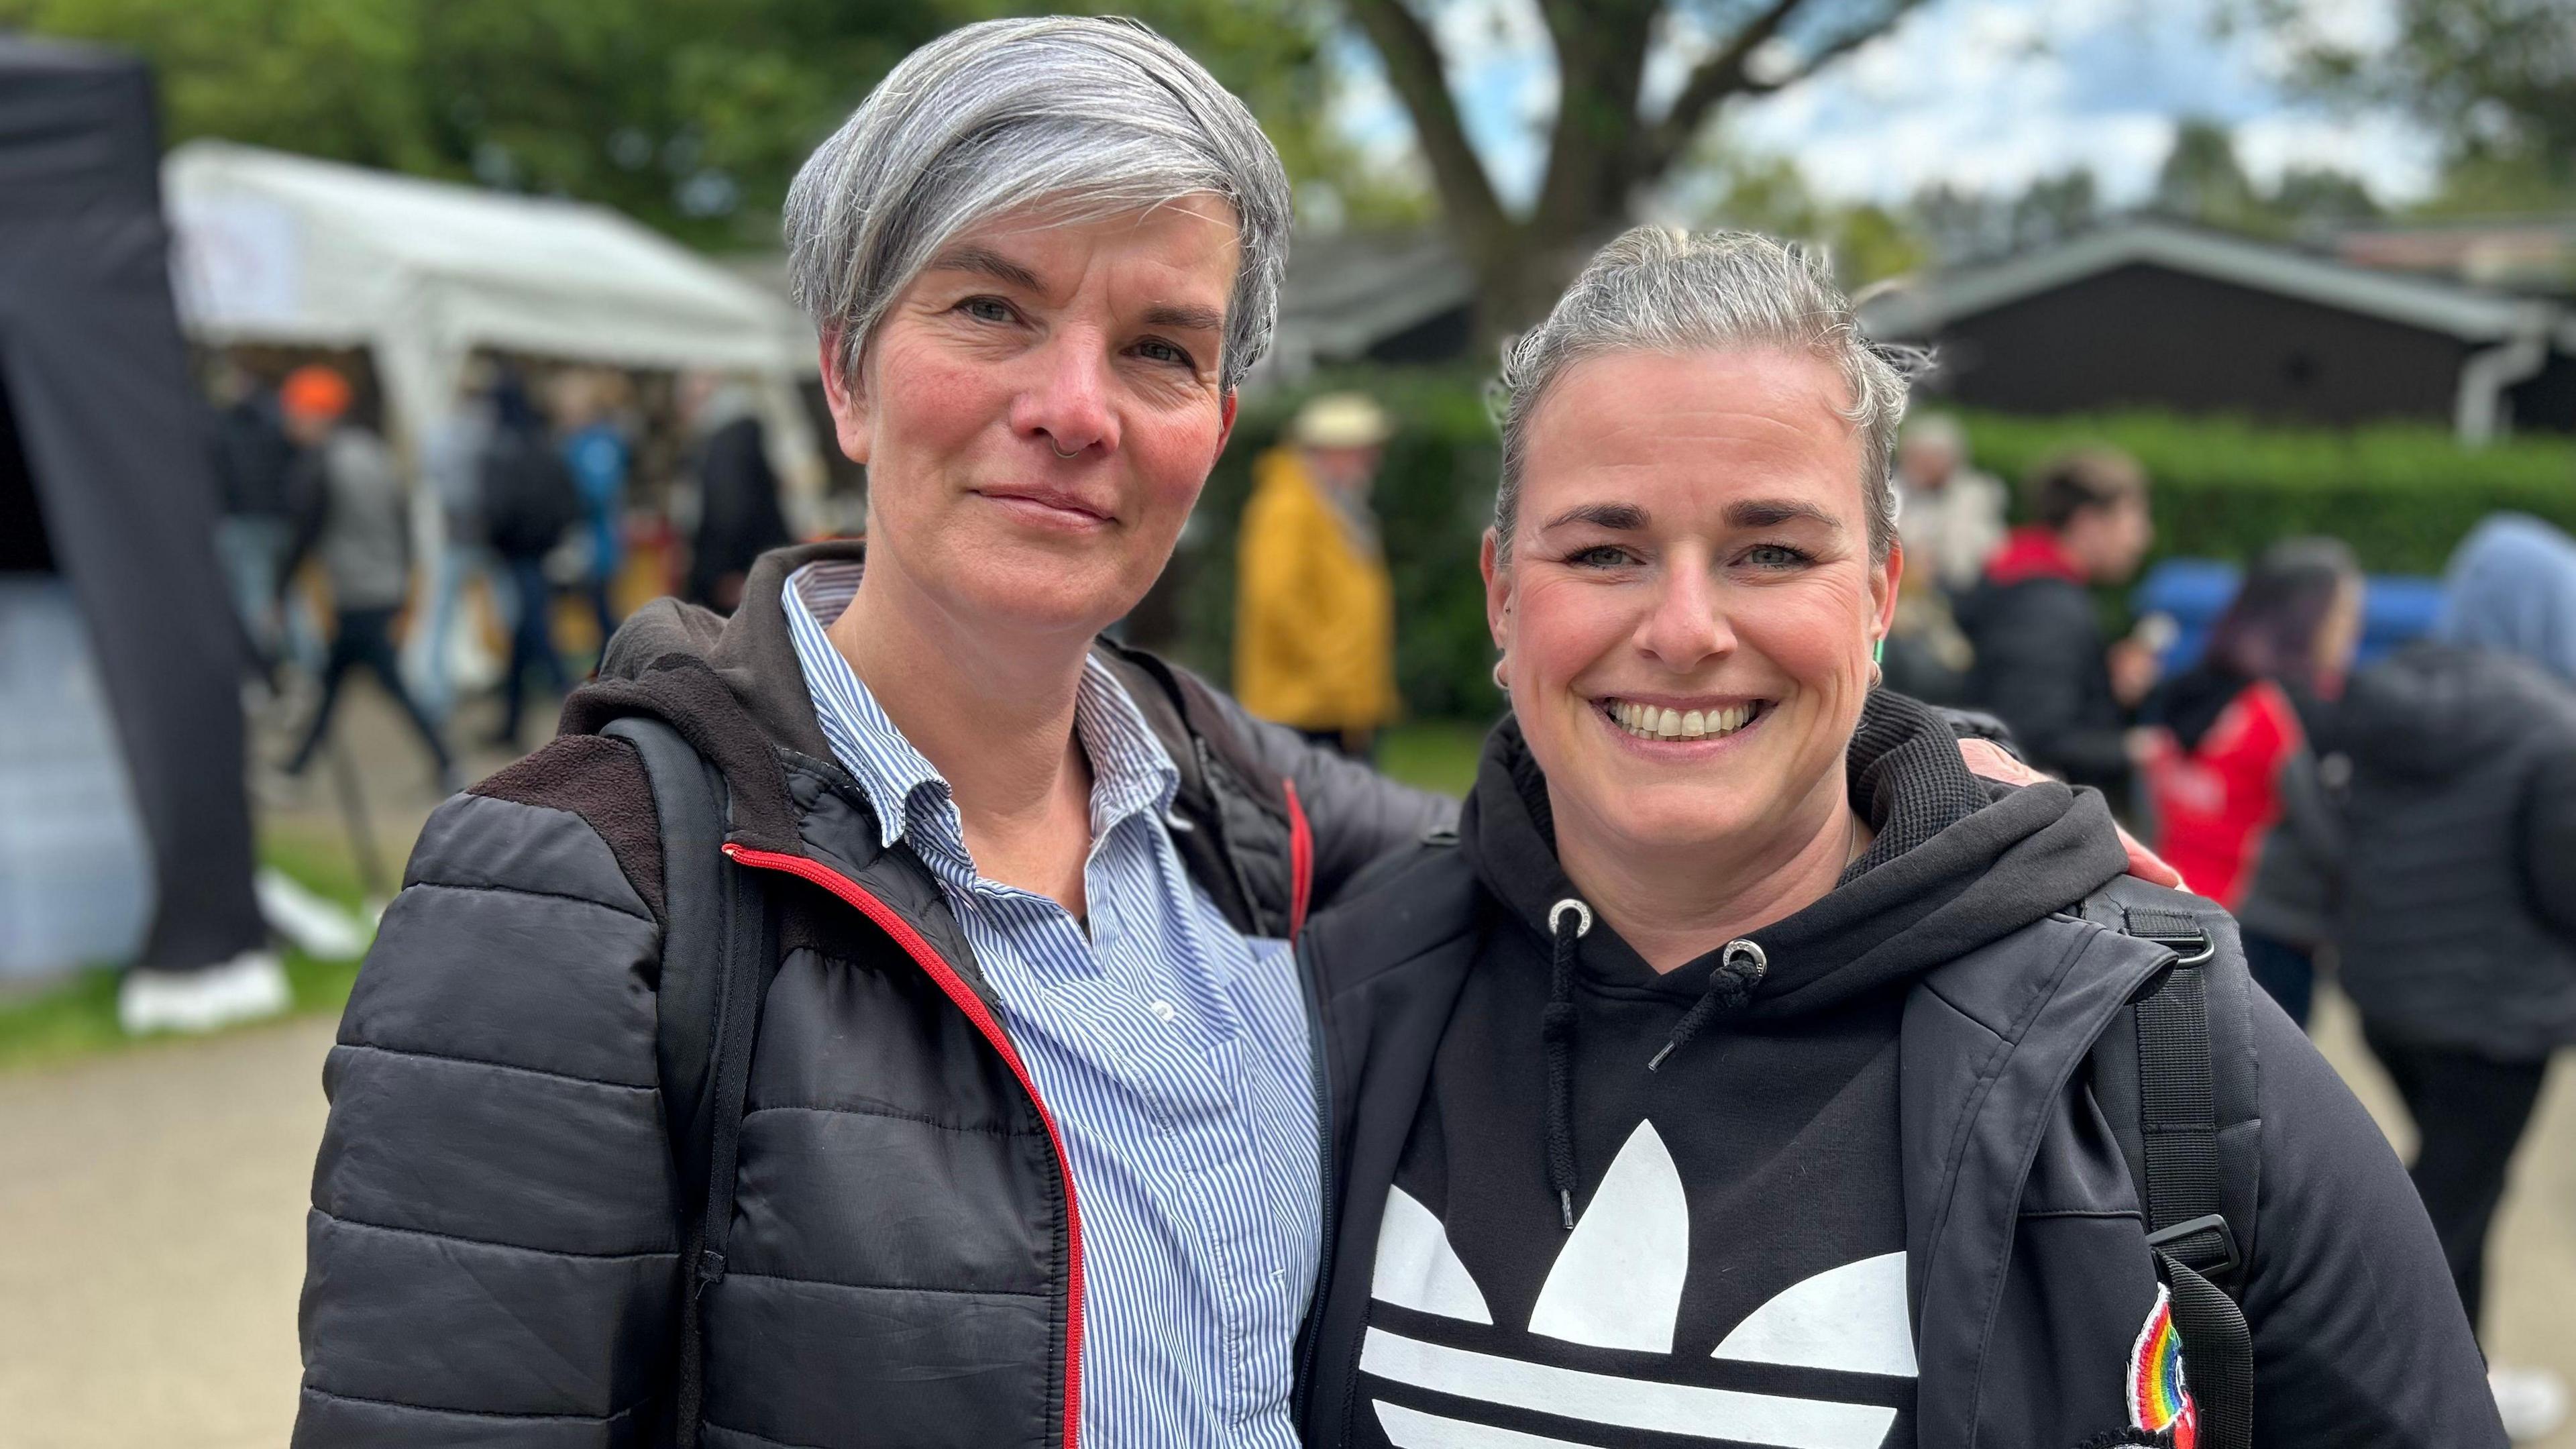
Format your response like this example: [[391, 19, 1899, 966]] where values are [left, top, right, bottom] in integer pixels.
[[1052, 442, 1082, 460]]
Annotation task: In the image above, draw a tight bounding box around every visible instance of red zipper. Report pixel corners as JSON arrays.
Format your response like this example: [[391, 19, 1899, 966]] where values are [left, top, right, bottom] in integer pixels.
[[722, 843, 1085, 1448], [1283, 780, 1313, 941]]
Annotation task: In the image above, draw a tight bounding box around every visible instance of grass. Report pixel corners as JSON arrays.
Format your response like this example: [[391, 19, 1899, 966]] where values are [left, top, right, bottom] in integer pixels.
[[1377, 718, 1490, 798], [0, 722, 1497, 1074], [0, 821, 374, 1074]]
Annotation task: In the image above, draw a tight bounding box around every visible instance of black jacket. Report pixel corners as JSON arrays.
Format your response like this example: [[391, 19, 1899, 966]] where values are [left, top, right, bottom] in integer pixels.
[[2333, 642, 2576, 1059], [1298, 698, 2500, 1448], [685, 415, 792, 608], [292, 541, 1452, 1447], [1959, 572, 2131, 796], [213, 392, 296, 519]]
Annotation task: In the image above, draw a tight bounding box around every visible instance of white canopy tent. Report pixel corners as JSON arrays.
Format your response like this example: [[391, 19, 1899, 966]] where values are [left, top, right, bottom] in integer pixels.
[[163, 140, 827, 687], [166, 140, 822, 464]]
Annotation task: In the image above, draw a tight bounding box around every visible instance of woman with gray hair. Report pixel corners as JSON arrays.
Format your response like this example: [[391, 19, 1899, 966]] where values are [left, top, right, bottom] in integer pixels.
[[292, 20, 2169, 1449], [1294, 228, 2495, 1449], [290, 17, 1454, 1448]]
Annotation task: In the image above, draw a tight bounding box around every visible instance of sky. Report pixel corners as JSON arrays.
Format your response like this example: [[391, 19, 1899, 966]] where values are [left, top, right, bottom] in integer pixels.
[[1326, 0, 2443, 214]]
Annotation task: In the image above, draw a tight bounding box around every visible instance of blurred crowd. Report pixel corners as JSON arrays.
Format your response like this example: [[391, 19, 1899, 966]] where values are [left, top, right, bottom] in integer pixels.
[[206, 357, 796, 793], [1866, 417, 2576, 1436]]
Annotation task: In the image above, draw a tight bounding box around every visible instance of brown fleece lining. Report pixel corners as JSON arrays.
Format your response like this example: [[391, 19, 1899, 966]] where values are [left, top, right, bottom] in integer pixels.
[[470, 735, 667, 924], [561, 655, 806, 858]]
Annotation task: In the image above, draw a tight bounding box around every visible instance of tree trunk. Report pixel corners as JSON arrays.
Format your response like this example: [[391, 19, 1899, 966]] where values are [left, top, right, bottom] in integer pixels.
[[1466, 230, 1600, 354], [1347, 0, 1923, 348]]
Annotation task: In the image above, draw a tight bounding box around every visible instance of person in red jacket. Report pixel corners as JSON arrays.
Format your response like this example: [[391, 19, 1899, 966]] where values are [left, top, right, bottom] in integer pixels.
[[2141, 538, 2362, 1017]]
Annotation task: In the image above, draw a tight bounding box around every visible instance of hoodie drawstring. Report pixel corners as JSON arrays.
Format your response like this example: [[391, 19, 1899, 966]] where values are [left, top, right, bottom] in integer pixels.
[[1648, 939, 1768, 1072], [1539, 908, 1768, 1230], [1542, 899, 1591, 1230]]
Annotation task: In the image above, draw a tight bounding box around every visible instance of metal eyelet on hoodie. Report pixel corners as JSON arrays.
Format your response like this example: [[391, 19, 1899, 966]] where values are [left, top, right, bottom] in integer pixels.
[[1541, 898, 1591, 1229], [1647, 938, 1768, 1073]]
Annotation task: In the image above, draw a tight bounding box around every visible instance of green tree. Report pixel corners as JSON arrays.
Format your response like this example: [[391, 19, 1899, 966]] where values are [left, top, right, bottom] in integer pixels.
[[2151, 116, 2265, 232], [2269, 165, 2381, 230], [2144, 118, 2385, 240], [2255, 0, 2576, 211], [1679, 142, 1925, 287], [1, 0, 940, 244], [1909, 180, 2005, 265], [1, 0, 1344, 247], [2009, 168, 2099, 252], [1343, 0, 1928, 335], [1908, 169, 2099, 267]]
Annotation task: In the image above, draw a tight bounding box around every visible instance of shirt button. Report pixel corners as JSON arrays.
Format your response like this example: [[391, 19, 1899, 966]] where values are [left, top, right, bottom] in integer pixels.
[[1146, 1000, 1180, 1025]]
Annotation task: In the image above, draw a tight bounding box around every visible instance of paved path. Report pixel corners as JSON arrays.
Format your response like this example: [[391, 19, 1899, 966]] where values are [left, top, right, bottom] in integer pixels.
[[0, 1016, 333, 1449], [2314, 990, 2576, 1440], [3, 995, 2571, 1446]]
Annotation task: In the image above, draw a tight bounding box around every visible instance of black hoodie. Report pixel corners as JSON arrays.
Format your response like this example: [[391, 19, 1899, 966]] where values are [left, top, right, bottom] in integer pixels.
[[1297, 691, 2504, 1449], [2333, 642, 2576, 1057], [1346, 694, 2127, 1447]]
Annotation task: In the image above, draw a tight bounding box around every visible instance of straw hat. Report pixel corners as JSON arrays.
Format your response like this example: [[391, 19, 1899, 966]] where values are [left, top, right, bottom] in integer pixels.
[[1290, 392, 1392, 449]]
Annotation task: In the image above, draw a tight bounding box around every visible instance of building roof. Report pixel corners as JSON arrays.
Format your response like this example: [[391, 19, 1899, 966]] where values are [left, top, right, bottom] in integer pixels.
[[2334, 216, 2576, 295], [1860, 219, 2560, 345], [1266, 230, 1472, 375]]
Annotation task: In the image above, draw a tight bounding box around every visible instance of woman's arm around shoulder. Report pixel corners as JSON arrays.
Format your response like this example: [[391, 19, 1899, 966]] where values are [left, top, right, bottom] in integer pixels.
[[295, 737, 682, 1444]]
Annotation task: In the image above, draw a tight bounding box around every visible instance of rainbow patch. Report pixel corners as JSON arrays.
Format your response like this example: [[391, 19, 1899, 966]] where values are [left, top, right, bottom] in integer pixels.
[[2128, 1283, 2198, 1448]]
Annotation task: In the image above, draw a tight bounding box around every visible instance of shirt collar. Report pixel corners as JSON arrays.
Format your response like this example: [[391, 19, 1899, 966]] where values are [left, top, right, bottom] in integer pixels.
[[782, 561, 1181, 860]]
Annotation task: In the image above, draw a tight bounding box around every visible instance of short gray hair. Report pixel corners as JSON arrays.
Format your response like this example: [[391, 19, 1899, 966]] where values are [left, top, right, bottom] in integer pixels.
[[784, 16, 1293, 394], [1490, 227, 1921, 564]]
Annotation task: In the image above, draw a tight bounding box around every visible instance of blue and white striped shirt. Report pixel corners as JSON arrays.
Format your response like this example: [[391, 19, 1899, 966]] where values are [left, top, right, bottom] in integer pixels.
[[784, 563, 1321, 1449]]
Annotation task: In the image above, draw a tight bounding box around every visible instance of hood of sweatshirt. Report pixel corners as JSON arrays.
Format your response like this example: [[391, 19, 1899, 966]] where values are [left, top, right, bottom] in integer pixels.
[[1982, 525, 2088, 586], [1460, 689, 2133, 1026]]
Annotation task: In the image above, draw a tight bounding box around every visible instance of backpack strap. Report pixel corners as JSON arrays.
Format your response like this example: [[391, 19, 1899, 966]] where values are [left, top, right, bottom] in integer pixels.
[[604, 716, 776, 1448], [2104, 900, 2257, 1449]]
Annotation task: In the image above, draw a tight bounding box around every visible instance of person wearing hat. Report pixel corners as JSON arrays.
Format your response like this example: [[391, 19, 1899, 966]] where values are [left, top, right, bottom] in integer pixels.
[[276, 363, 456, 795], [1894, 413, 2007, 598], [1234, 392, 1401, 757]]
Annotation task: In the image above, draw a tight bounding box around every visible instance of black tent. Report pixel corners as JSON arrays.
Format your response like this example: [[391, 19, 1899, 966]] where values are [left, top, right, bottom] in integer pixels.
[[0, 36, 262, 974]]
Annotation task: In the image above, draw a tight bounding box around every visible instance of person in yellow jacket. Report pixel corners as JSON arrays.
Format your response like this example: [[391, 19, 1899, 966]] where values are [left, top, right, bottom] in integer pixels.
[[1234, 392, 1399, 757]]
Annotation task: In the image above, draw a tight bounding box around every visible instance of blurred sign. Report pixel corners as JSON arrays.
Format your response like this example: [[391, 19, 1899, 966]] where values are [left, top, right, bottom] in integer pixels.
[[168, 193, 305, 331]]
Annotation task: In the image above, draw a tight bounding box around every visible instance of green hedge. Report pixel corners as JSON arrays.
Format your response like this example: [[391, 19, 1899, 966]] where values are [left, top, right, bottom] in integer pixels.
[[1140, 370, 2576, 717], [1953, 411, 2576, 574]]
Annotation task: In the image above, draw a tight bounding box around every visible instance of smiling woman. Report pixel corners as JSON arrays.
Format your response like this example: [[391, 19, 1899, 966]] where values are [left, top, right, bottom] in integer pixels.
[[286, 17, 1487, 1449], [1296, 228, 2504, 1449], [1482, 233, 1917, 963]]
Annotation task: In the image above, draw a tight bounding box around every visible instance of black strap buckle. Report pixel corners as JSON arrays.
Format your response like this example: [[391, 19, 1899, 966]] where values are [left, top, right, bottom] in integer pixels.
[[2138, 931, 2218, 967], [2147, 1212, 2241, 1281]]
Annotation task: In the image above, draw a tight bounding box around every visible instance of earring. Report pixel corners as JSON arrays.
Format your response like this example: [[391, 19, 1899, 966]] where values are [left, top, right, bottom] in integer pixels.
[[1868, 634, 1885, 689], [1493, 657, 1509, 690]]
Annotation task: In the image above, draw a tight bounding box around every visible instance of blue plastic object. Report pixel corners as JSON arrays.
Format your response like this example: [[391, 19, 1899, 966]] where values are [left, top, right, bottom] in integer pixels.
[[2130, 557, 2444, 672], [0, 578, 153, 980]]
